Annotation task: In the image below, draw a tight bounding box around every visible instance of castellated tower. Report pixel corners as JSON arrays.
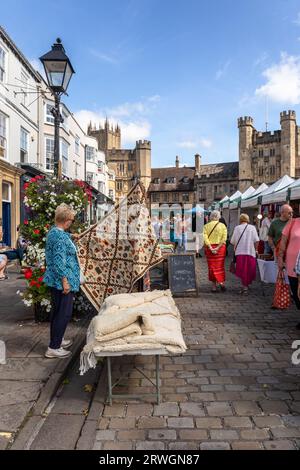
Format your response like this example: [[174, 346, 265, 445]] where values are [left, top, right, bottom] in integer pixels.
[[238, 116, 254, 191], [280, 110, 297, 178], [135, 140, 151, 191]]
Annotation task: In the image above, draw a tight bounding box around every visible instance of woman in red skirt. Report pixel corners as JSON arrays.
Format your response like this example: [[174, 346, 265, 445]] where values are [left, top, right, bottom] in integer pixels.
[[203, 211, 227, 292]]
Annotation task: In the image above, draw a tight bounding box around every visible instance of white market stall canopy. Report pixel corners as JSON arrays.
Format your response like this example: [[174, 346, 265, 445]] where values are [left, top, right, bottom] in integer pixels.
[[222, 190, 242, 208], [288, 179, 300, 201], [219, 195, 229, 206], [260, 175, 295, 204], [241, 183, 268, 208], [263, 178, 300, 203], [229, 186, 256, 209]]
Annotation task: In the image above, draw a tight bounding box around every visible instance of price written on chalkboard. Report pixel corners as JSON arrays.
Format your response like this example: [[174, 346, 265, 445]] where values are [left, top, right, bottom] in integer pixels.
[[168, 254, 197, 296]]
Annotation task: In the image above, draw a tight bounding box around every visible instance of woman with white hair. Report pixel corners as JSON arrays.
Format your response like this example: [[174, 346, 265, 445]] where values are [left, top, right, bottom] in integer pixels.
[[230, 213, 259, 294], [43, 204, 80, 358], [203, 210, 227, 292]]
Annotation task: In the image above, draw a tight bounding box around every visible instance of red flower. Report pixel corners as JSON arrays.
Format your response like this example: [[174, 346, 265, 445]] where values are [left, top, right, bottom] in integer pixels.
[[45, 224, 50, 229], [24, 220, 29, 225], [33, 229, 40, 234], [30, 280, 36, 287], [36, 283, 41, 289], [30, 177, 37, 183], [24, 268, 33, 279], [38, 276, 43, 282], [23, 182, 30, 190]]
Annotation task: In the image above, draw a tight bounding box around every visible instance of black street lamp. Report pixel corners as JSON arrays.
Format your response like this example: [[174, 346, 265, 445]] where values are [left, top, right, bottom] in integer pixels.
[[40, 38, 75, 178]]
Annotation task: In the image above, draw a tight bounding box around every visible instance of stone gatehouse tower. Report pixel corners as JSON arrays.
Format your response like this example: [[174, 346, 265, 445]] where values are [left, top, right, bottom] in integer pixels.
[[88, 120, 151, 202], [238, 110, 299, 191]]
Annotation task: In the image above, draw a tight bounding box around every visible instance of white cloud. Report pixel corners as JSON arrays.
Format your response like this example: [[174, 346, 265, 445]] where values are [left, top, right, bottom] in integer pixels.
[[107, 95, 160, 117], [74, 95, 160, 145], [177, 141, 197, 149], [255, 52, 300, 104], [199, 138, 212, 148], [215, 60, 231, 80], [253, 52, 269, 68], [293, 12, 300, 26], [74, 110, 150, 146], [177, 138, 212, 150], [89, 49, 118, 64]]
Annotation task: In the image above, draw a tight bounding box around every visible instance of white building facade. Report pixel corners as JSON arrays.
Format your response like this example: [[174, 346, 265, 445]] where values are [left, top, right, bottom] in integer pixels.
[[0, 26, 41, 246]]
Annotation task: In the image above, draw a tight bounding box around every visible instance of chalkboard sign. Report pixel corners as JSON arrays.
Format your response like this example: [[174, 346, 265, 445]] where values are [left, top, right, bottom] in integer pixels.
[[168, 254, 197, 296]]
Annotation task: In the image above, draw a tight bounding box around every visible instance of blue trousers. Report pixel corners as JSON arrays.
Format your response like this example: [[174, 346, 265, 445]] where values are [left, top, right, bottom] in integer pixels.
[[49, 288, 74, 349]]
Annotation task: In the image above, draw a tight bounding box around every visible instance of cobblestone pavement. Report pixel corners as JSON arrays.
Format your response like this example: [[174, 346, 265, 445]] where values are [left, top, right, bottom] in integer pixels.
[[91, 258, 300, 451]]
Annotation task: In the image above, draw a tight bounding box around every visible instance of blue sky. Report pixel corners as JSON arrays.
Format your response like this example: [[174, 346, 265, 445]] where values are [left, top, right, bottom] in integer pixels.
[[2, 0, 300, 167]]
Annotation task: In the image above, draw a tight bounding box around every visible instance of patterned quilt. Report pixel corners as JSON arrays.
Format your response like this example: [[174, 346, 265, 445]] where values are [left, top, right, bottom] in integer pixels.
[[77, 182, 163, 311]]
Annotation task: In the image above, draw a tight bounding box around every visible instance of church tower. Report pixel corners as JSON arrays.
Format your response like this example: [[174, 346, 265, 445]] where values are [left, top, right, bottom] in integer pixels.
[[87, 119, 121, 151]]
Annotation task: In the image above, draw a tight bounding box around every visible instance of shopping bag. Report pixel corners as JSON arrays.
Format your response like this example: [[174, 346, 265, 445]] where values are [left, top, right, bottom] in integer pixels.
[[272, 270, 291, 309]]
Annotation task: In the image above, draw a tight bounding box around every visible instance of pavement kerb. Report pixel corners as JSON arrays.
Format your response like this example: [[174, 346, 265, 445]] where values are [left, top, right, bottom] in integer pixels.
[[9, 321, 89, 450]]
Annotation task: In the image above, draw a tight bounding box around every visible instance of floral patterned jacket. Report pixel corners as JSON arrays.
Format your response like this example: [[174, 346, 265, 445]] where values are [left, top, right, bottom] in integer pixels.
[[44, 226, 80, 292]]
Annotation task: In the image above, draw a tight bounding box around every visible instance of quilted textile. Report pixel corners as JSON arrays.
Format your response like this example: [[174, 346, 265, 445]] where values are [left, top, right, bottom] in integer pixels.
[[77, 182, 164, 311]]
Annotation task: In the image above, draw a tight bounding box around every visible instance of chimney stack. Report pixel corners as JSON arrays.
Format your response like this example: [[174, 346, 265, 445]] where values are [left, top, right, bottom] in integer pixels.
[[175, 155, 180, 168], [195, 154, 201, 173]]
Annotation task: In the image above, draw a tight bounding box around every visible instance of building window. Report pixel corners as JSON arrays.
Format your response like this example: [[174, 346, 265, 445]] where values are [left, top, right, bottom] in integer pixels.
[[86, 171, 93, 184], [0, 46, 6, 83], [86, 146, 95, 161], [61, 139, 68, 175], [2, 181, 11, 202], [163, 193, 169, 202], [45, 103, 55, 124], [118, 163, 125, 175], [20, 127, 29, 163], [98, 181, 105, 193], [258, 149, 263, 157], [258, 167, 263, 176], [152, 193, 160, 202], [128, 163, 133, 172], [21, 71, 29, 107], [108, 173, 114, 180], [270, 148, 275, 157], [270, 165, 275, 176], [166, 177, 175, 184], [182, 177, 189, 183], [98, 160, 104, 173], [109, 189, 114, 199], [172, 192, 179, 202], [75, 136, 80, 155], [116, 181, 123, 191], [230, 184, 238, 193], [0, 111, 7, 158], [74, 161, 80, 178], [198, 186, 206, 200], [153, 178, 160, 184], [182, 193, 189, 202], [45, 137, 54, 170]]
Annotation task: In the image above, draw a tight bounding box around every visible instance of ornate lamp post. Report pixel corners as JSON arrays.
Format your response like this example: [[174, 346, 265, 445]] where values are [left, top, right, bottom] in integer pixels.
[[40, 38, 75, 177]]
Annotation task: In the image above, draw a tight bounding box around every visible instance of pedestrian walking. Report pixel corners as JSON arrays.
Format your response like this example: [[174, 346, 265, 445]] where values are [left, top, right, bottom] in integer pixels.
[[43, 203, 80, 358], [268, 204, 293, 259], [278, 216, 300, 329], [203, 210, 227, 292], [230, 213, 259, 294], [259, 213, 272, 254]]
